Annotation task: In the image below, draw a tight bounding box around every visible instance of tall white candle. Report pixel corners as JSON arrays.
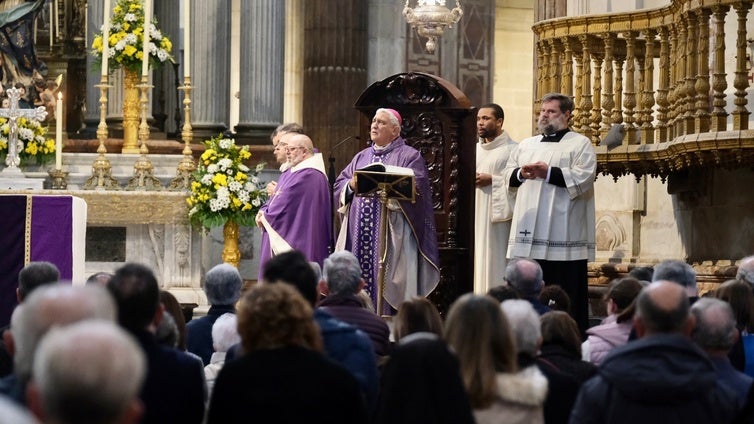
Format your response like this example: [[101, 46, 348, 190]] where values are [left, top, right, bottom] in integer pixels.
[[183, 0, 190, 78], [101, 0, 111, 77], [55, 92, 63, 170], [142, 0, 152, 77], [49, 2, 53, 47]]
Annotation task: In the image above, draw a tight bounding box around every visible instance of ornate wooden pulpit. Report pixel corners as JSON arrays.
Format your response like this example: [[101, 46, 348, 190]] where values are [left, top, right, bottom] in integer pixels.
[[354, 72, 476, 314]]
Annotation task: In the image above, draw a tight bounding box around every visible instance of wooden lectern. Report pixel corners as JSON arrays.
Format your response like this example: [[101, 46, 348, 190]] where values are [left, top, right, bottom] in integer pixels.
[[354, 164, 415, 315]]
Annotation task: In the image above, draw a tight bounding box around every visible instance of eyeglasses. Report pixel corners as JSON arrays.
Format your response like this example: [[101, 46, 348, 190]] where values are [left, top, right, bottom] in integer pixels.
[[286, 145, 306, 152]]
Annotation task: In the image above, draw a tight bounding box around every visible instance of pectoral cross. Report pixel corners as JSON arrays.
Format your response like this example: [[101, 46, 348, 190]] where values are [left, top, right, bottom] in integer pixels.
[[0, 87, 48, 175], [519, 229, 531, 237]]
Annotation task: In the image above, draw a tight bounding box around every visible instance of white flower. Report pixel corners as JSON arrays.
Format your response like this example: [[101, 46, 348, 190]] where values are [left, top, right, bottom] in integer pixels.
[[201, 174, 213, 185], [239, 164, 250, 172], [35, 135, 46, 143], [244, 182, 257, 192], [228, 181, 242, 192], [206, 164, 218, 174], [219, 139, 232, 149], [218, 158, 233, 171], [156, 49, 168, 62], [252, 198, 261, 207], [150, 27, 162, 40], [18, 128, 34, 142], [149, 42, 158, 54], [209, 198, 223, 212], [238, 190, 250, 203], [124, 33, 137, 44], [112, 23, 122, 31], [251, 176, 260, 184], [217, 187, 230, 199], [124, 13, 137, 22], [115, 40, 126, 51]]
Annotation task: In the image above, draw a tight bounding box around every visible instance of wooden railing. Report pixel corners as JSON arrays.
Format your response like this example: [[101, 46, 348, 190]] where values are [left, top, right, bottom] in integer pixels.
[[533, 0, 754, 181]]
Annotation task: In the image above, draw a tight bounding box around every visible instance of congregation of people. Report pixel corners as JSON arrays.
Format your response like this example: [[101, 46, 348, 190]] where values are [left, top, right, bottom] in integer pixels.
[[2, 96, 754, 423]]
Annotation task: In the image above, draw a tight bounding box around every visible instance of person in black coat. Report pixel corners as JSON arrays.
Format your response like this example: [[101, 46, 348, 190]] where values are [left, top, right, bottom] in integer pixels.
[[107, 263, 206, 424], [207, 283, 367, 424]]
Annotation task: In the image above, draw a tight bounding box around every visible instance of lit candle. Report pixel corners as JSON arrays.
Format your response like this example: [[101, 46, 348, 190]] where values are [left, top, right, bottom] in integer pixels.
[[183, 0, 190, 79], [141, 0, 152, 77], [55, 92, 63, 170], [49, 2, 53, 47], [101, 0, 111, 77]]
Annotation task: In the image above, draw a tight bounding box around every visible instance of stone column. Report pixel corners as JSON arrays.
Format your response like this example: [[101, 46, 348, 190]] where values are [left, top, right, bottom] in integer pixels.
[[284, 0, 304, 124], [303, 0, 368, 171], [191, 0, 231, 139], [234, 0, 285, 145], [367, 0, 406, 83], [153, 0, 180, 136]]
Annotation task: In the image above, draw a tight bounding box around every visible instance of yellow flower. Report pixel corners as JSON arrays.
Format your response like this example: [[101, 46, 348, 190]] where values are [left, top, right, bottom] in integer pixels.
[[232, 198, 242, 208], [113, 5, 122, 14], [92, 36, 103, 51], [123, 22, 130, 31], [0, 140, 6, 150], [129, 2, 141, 11], [239, 149, 251, 160], [235, 172, 248, 182], [136, 51, 143, 60], [124, 45, 137, 57], [161, 38, 172, 52], [191, 181, 201, 191], [212, 174, 228, 186], [242, 204, 252, 211]]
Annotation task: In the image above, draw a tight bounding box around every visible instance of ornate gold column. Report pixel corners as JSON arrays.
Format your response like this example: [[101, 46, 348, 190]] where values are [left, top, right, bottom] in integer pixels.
[[711, 5, 729, 132], [694, 9, 711, 134], [675, 18, 687, 136], [656, 28, 670, 143], [561, 39, 574, 96], [601, 34, 614, 137], [590, 52, 602, 143], [122, 70, 141, 153], [640, 29, 655, 144], [683, 13, 697, 134], [612, 58, 624, 126], [623, 31, 637, 145], [579, 35, 592, 141], [732, 2, 751, 130]]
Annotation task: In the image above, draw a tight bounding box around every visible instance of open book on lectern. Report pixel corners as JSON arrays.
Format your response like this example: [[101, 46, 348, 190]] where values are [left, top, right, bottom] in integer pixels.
[[354, 163, 416, 202]]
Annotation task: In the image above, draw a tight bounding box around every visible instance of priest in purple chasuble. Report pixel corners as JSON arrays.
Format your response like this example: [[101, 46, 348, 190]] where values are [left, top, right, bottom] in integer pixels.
[[256, 133, 332, 280], [334, 108, 440, 314]]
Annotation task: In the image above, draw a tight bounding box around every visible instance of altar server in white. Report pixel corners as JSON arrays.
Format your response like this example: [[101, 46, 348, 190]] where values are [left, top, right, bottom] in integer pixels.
[[474, 103, 517, 294], [504, 93, 596, 333]]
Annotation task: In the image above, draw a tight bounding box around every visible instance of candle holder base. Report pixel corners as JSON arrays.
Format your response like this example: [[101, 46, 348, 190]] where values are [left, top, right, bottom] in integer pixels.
[[126, 153, 163, 191], [47, 169, 69, 190], [83, 153, 121, 190], [168, 152, 196, 191]]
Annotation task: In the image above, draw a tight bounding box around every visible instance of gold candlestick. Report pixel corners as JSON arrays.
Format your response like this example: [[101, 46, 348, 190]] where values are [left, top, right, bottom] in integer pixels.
[[169, 77, 196, 190], [83, 75, 120, 190], [126, 77, 162, 190]]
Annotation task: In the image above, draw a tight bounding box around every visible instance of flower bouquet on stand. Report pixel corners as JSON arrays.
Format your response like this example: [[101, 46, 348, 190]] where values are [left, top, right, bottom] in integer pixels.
[[0, 116, 55, 167], [187, 134, 267, 267]]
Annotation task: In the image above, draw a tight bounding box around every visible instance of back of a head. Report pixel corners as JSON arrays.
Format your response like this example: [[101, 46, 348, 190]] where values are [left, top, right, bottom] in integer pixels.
[[635, 281, 690, 336], [737, 255, 754, 286], [504, 258, 543, 297], [540, 311, 582, 357], [237, 283, 321, 353], [262, 250, 318, 306], [714, 279, 754, 331], [212, 313, 240, 353], [486, 285, 520, 303], [606, 277, 643, 311], [691, 297, 737, 353], [12, 285, 116, 382], [270, 122, 304, 141], [32, 320, 146, 424], [628, 266, 654, 283], [86, 272, 113, 287], [652, 260, 696, 290], [107, 263, 160, 333], [445, 294, 517, 408], [500, 299, 541, 355], [18, 261, 60, 301], [393, 297, 443, 342], [539, 285, 571, 313], [322, 251, 362, 297], [204, 263, 242, 306]]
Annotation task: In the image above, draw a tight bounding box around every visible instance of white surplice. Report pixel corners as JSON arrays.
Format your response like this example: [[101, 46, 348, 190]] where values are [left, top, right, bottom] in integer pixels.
[[474, 131, 518, 294], [503, 131, 596, 261]]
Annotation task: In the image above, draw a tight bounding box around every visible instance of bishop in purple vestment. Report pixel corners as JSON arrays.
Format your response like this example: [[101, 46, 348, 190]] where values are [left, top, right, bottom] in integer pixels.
[[334, 108, 440, 314], [256, 133, 331, 279]]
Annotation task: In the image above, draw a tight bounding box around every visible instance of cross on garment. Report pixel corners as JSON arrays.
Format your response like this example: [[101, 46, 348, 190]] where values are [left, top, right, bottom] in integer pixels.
[[519, 229, 531, 236], [1, 87, 48, 172]]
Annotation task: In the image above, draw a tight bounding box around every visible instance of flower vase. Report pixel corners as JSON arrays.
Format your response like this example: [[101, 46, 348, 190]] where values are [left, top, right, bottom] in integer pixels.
[[222, 220, 241, 268], [121, 69, 140, 153]]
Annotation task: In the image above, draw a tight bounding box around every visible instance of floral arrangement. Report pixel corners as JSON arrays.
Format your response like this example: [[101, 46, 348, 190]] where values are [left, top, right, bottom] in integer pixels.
[[91, 0, 173, 74], [0, 117, 55, 165], [187, 134, 268, 230]]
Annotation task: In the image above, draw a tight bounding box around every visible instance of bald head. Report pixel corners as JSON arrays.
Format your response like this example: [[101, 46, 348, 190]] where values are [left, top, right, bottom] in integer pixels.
[[504, 258, 544, 297], [10, 285, 116, 381], [634, 281, 693, 337], [285, 133, 314, 166]]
